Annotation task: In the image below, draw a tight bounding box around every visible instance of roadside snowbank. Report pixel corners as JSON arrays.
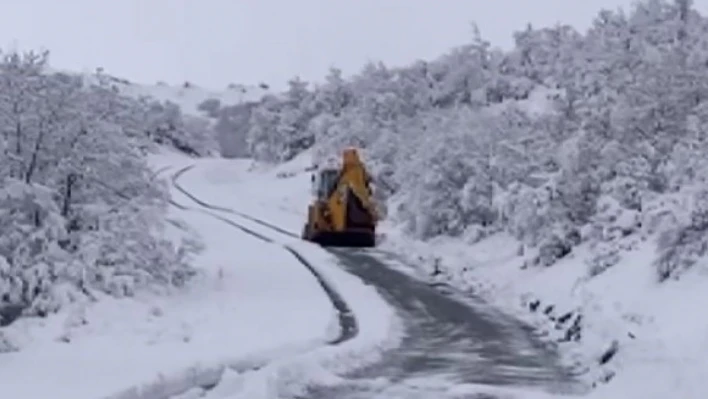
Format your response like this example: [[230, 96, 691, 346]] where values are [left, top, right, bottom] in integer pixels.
[[195, 244, 404, 399], [379, 224, 708, 399], [0, 155, 335, 399]]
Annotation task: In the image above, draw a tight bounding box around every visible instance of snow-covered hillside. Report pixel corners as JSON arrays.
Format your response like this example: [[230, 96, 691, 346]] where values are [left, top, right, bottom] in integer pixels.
[[1, 150, 401, 399], [381, 216, 708, 398], [4, 0, 708, 398], [115, 79, 269, 117], [47, 65, 270, 118], [0, 53, 298, 399], [78, 1, 707, 395], [73, 69, 271, 117], [190, 149, 708, 399], [198, 0, 708, 397]]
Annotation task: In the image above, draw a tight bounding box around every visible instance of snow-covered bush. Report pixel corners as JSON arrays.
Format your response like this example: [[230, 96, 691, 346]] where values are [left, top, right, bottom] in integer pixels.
[[0, 50, 197, 321], [238, 0, 708, 274], [143, 100, 217, 156], [246, 77, 318, 163], [584, 195, 641, 277], [655, 188, 708, 281], [211, 101, 255, 158]]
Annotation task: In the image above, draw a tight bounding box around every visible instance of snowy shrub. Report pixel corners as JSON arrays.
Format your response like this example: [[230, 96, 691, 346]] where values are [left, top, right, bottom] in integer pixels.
[[655, 189, 708, 281], [587, 242, 621, 278], [75, 204, 195, 297], [604, 176, 643, 212], [197, 97, 221, 117], [532, 225, 581, 267], [238, 0, 708, 279], [214, 102, 255, 158], [246, 77, 318, 163], [640, 193, 687, 238], [0, 179, 69, 315], [484, 75, 536, 104], [584, 195, 641, 276], [501, 184, 552, 246], [0, 50, 198, 321], [590, 196, 640, 242], [144, 100, 217, 156]]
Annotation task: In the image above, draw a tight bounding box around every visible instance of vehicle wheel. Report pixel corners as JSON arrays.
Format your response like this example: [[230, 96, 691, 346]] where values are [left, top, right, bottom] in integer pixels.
[[301, 223, 310, 241]]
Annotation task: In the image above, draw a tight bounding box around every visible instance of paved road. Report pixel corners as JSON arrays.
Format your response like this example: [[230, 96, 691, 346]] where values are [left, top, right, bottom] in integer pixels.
[[171, 165, 585, 398], [303, 248, 584, 398]]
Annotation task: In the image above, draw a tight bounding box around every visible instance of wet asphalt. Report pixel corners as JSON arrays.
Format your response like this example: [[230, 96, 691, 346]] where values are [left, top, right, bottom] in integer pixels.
[[302, 248, 584, 398]]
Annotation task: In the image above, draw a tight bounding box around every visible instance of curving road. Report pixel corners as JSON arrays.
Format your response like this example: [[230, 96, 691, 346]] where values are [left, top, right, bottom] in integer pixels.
[[305, 249, 583, 397], [171, 166, 585, 398]]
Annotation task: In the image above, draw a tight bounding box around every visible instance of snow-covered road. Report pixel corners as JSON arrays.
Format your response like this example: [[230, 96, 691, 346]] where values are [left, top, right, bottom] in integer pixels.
[[0, 154, 396, 399], [167, 154, 585, 398], [170, 164, 357, 346]]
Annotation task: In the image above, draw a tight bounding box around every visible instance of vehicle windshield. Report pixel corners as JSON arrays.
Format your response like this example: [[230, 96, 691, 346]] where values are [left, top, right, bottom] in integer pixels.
[[315, 169, 339, 199]]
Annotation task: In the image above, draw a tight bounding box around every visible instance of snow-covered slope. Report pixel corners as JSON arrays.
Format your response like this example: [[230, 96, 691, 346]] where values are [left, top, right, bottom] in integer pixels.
[[214, 150, 708, 399], [119, 60, 708, 397], [74, 69, 270, 116], [145, 152, 403, 399], [0, 152, 343, 399], [381, 227, 708, 399], [117, 80, 269, 116]]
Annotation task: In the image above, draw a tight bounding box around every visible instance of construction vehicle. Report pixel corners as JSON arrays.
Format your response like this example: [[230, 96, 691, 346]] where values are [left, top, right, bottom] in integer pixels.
[[301, 148, 377, 247]]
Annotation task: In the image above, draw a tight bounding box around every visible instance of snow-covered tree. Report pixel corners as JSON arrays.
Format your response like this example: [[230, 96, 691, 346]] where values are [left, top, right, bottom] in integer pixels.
[[242, 0, 708, 274], [143, 100, 217, 156], [0, 50, 198, 322]]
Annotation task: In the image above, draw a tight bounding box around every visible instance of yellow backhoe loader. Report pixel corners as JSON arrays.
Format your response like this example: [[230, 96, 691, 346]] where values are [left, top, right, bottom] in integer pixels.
[[301, 148, 377, 247]]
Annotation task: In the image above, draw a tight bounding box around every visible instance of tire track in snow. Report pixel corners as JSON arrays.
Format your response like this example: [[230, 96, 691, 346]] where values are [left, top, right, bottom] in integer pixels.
[[101, 165, 356, 399], [171, 164, 357, 345], [173, 165, 300, 239]]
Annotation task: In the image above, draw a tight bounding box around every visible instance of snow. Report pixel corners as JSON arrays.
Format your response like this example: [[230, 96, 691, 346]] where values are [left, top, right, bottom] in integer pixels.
[[7, 139, 703, 398], [154, 151, 404, 398], [174, 151, 317, 235], [0, 151, 343, 399], [9, 2, 708, 397], [6, 132, 704, 398], [116, 81, 269, 116], [178, 149, 708, 398], [380, 220, 708, 399], [63, 68, 271, 116]]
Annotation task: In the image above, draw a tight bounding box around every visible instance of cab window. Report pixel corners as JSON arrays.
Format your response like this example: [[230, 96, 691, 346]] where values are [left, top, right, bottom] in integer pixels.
[[314, 169, 339, 199]]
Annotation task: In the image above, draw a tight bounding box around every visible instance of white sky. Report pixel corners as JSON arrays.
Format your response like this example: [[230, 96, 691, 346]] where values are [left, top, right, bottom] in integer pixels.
[[1, 0, 707, 91]]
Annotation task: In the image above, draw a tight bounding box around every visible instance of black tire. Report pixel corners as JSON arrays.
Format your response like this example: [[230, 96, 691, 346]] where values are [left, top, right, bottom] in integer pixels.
[[363, 233, 376, 248], [301, 223, 311, 241]]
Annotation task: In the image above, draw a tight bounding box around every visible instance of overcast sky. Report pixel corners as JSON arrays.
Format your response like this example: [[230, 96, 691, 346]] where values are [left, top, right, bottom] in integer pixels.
[[1, 0, 706, 91]]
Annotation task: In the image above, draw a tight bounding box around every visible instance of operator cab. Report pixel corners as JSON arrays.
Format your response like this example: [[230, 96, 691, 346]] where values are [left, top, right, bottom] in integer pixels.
[[311, 168, 340, 200]]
